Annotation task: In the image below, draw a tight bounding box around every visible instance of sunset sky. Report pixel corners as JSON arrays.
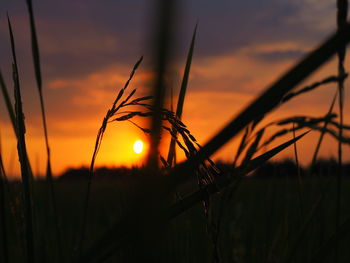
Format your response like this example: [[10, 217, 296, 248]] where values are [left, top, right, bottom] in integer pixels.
[[1, 0, 350, 176]]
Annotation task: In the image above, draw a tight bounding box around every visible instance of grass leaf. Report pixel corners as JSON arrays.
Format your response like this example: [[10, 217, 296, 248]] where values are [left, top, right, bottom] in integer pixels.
[[24, 0, 62, 259], [0, 70, 16, 136], [311, 91, 338, 168], [7, 15, 35, 263], [282, 74, 346, 103], [167, 23, 197, 166], [241, 128, 264, 167], [335, 1, 348, 259]]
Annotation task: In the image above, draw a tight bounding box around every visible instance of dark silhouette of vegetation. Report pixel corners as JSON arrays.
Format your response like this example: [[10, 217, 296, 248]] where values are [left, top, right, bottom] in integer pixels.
[[2, 0, 350, 263], [58, 159, 350, 181]]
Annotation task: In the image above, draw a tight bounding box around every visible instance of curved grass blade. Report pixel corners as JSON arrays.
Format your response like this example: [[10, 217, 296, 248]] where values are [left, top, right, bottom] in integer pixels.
[[276, 114, 336, 126], [281, 74, 346, 103], [233, 126, 251, 167], [169, 22, 350, 186], [310, 125, 350, 143], [260, 123, 350, 153], [257, 114, 342, 150], [241, 128, 264, 167], [246, 114, 337, 144], [167, 23, 197, 166], [8, 15, 35, 263]]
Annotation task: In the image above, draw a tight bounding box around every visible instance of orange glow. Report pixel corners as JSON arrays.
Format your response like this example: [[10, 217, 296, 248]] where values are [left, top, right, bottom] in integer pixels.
[[3, 43, 350, 179]]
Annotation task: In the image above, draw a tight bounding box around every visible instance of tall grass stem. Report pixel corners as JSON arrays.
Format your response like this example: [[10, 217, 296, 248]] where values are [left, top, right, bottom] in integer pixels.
[[335, 0, 347, 260], [292, 123, 304, 219], [24, 0, 62, 259], [7, 15, 35, 263]]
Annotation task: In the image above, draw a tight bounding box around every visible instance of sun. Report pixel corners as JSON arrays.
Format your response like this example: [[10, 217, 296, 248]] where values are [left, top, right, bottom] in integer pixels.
[[133, 140, 144, 154]]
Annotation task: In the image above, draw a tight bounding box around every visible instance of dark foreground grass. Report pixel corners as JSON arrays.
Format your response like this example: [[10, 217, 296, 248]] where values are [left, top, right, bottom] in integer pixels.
[[2, 1, 350, 263], [3, 167, 350, 263]]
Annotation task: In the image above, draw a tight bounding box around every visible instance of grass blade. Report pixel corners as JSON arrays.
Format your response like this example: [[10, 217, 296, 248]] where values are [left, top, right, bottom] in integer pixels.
[[292, 123, 304, 219], [7, 15, 35, 263], [25, 0, 43, 93], [311, 91, 338, 168], [233, 126, 250, 167], [167, 23, 197, 166], [281, 74, 346, 103], [0, 71, 34, 177], [24, 0, 62, 259], [335, 1, 347, 260], [0, 70, 16, 136], [169, 22, 350, 186], [241, 128, 264, 167]]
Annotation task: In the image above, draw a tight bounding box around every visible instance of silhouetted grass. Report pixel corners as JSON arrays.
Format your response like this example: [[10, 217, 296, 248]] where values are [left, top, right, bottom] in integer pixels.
[[76, 56, 144, 259], [7, 15, 35, 263], [77, 132, 307, 263], [167, 23, 197, 167], [335, 1, 348, 260], [0, 70, 16, 136], [169, 21, 350, 188], [311, 91, 338, 168], [2, 1, 350, 263], [24, 0, 62, 259], [292, 123, 304, 219], [282, 74, 346, 103]]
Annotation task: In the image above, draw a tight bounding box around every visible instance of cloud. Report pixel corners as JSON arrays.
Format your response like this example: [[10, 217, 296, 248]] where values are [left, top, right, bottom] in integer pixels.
[[285, 0, 336, 32], [187, 42, 300, 94]]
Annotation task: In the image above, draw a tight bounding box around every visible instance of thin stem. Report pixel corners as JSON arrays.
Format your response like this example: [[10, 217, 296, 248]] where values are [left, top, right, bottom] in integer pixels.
[[335, 0, 347, 261], [292, 123, 304, 219]]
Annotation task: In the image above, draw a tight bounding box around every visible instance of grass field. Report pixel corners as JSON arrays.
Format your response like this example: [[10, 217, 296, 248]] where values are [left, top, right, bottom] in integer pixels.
[[1, 0, 350, 262], [4, 165, 350, 263]]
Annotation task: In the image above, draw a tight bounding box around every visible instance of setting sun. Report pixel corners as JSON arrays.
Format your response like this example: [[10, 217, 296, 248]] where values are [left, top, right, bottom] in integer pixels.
[[133, 140, 144, 154]]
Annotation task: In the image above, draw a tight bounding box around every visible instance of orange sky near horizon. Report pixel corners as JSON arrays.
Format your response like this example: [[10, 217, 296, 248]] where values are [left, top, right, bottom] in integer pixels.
[[1, 0, 350, 178], [2, 52, 350, 178]]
